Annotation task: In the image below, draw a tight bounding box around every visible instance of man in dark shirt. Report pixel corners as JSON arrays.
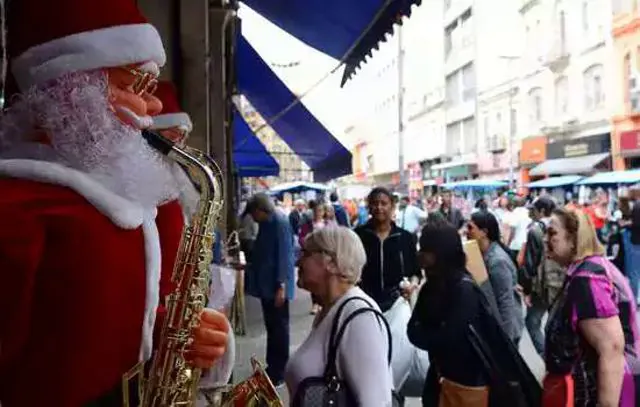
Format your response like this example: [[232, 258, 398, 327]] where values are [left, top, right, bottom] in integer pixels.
[[330, 192, 351, 227], [439, 191, 465, 230]]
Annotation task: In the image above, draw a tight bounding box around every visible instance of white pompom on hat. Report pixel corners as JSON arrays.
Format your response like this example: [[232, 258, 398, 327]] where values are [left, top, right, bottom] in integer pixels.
[[7, 0, 166, 92]]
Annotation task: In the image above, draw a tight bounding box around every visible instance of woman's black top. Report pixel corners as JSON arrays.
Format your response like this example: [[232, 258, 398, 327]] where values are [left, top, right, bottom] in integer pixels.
[[354, 221, 421, 311], [407, 271, 487, 387]]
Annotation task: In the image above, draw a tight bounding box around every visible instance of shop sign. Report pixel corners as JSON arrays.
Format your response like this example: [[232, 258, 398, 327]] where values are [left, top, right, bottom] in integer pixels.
[[519, 136, 547, 165], [546, 133, 610, 160], [620, 130, 640, 153]]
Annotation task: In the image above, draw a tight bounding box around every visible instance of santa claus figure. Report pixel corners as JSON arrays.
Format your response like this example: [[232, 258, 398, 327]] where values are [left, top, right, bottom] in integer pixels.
[[0, 0, 232, 406]]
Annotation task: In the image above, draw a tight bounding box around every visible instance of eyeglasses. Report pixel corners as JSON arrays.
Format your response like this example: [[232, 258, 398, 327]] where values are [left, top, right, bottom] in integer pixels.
[[125, 68, 158, 96]]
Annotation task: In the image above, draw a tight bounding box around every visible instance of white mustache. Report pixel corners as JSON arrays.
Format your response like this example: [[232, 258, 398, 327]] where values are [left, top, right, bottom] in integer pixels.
[[114, 105, 154, 129]]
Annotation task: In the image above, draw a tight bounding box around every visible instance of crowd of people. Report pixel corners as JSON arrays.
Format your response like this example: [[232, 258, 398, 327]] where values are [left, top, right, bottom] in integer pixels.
[[238, 186, 640, 406]]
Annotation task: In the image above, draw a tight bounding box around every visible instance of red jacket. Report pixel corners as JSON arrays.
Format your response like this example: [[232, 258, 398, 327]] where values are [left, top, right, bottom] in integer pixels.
[[0, 159, 182, 406]]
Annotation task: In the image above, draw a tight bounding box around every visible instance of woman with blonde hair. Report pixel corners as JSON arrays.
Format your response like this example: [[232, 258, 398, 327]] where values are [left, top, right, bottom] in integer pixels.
[[543, 208, 639, 406], [286, 226, 394, 406]]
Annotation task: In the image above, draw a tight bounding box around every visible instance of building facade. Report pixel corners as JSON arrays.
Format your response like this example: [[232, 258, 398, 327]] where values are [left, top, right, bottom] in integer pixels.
[[517, 0, 614, 180], [341, 1, 446, 193], [439, 0, 523, 183], [611, 0, 640, 170]]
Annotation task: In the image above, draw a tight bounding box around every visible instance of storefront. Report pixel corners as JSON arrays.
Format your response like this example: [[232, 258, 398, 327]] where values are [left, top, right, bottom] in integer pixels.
[[529, 134, 611, 177], [618, 129, 640, 170], [519, 136, 547, 186], [406, 162, 423, 201], [431, 159, 478, 184]]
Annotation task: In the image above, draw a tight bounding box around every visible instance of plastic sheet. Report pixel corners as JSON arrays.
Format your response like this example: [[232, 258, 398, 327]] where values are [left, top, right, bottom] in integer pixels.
[[384, 297, 414, 390]]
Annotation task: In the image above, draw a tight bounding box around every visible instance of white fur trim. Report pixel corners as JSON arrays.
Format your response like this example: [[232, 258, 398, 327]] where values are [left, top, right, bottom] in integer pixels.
[[12, 24, 166, 91], [151, 113, 193, 133], [115, 105, 154, 129], [0, 159, 144, 228], [138, 61, 160, 76], [140, 208, 162, 362]]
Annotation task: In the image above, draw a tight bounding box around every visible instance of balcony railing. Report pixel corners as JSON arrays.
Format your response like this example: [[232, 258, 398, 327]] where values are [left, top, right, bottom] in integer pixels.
[[486, 135, 507, 153]]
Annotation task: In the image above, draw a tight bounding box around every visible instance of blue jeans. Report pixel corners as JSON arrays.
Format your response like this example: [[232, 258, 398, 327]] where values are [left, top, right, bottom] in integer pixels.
[[525, 295, 547, 356], [260, 298, 290, 384]]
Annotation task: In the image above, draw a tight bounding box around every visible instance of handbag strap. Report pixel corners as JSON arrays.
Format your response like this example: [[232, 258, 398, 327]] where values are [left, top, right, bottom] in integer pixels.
[[325, 297, 393, 379]]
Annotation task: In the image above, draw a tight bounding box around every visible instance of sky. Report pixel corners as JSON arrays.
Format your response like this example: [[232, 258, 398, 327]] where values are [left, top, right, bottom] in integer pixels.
[[238, 4, 352, 145]]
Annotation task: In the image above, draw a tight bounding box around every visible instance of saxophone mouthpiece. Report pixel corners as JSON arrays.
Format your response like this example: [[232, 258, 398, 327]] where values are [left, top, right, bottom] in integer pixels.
[[141, 129, 175, 156]]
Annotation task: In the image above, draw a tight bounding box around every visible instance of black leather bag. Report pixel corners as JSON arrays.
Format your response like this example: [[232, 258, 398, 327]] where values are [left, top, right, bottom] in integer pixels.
[[291, 297, 401, 407], [465, 279, 542, 407]]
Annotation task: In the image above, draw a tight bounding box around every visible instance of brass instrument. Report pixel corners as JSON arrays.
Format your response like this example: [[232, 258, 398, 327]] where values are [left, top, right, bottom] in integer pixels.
[[201, 357, 283, 407], [124, 130, 282, 407]]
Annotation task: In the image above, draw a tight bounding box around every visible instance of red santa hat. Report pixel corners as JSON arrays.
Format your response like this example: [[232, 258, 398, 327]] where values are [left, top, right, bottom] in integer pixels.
[[150, 81, 193, 133], [7, 0, 166, 92]]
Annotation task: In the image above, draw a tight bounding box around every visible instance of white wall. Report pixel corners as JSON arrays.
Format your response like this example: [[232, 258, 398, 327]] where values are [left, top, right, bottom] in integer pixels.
[[518, 0, 613, 140]]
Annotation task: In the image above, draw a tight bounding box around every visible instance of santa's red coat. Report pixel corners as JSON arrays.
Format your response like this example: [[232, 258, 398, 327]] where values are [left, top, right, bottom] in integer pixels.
[[0, 159, 185, 406]]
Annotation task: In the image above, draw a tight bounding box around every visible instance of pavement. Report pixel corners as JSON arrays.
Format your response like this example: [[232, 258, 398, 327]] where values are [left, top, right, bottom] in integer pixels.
[[232, 286, 545, 406]]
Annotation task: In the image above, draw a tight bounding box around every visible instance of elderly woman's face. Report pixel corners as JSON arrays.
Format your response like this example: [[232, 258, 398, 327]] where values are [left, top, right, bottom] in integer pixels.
[[547, 214, 574, 265], [297, 247, 331, 294]]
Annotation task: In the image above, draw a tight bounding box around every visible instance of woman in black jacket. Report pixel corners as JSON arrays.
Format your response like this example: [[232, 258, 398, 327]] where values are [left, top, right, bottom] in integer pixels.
[[408, 218, 540, 407], [354, 187, 421, 312], [407, 218, 488, 406]]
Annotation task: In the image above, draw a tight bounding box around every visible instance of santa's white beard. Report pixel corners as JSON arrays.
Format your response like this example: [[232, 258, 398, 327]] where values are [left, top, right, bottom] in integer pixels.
[[0, 71, 192, 209]]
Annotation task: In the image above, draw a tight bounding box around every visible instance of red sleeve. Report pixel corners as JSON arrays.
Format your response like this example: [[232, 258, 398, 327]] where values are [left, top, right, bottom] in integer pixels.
[[0, 205, 45, 372]]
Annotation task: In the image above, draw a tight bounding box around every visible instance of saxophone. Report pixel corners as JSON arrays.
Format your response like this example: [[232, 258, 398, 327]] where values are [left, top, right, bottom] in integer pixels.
[[123, 130, 282, 407]]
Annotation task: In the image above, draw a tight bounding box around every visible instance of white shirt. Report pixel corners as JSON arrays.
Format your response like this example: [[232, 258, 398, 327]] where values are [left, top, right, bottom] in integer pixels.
[[285, 287, 394, 406], [506, 207, 531, 251]]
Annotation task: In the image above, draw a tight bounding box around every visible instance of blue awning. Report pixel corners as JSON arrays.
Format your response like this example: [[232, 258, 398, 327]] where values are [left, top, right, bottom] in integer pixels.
[[241, 0, 421, 86], [233, 111, 280, 178], [527, 175, 583, 189], [441, 179, 508, 190], [236, 36, 352, 182], [269, 181, 330, 195], [578, 169, 640, 185]]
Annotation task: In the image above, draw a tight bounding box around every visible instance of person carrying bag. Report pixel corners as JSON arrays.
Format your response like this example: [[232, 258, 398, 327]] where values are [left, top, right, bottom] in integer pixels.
[[291, 297, 400, 407]]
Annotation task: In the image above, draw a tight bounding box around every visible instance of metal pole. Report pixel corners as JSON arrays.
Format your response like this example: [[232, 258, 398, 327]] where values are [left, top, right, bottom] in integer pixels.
[[397, 25, 405, 193], [508, 87, 515, 190]]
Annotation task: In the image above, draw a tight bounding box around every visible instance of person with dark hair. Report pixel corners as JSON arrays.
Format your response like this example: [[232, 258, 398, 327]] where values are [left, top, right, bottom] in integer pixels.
[[520, 196, 564, 356], [245, 193, 296, 386], [396, 195, 427, 242], [408, 219, 488, 406], [624, 200, 640, 305], [330, 192, 351, 227], [438, 191, 465, 230], [354, 187, 421, 312], [467, 211, 524, 344], [474, 198, 489, 212]]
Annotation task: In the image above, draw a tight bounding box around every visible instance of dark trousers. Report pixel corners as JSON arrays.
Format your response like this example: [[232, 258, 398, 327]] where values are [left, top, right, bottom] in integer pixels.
[[525, 295, 547, 356], [260, 298, 290, 384]]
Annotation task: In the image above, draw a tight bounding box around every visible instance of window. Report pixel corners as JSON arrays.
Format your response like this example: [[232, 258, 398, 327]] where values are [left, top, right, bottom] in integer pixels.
[[583, 64, 604, 111], [446, 122, 461, 156], [625, 53, 632, 107], [558, 11, 567, 53], [462, 118, 477, 154], [528, 87, 543, 125], [554, 76, 569, 116], [483, 116, 490, 140], [446, 72, 460, 106], [462, 63, 475, 101]]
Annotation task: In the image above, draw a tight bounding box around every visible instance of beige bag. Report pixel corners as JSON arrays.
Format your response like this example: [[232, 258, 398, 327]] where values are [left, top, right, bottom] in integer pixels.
[[439, 377, 489, 407]]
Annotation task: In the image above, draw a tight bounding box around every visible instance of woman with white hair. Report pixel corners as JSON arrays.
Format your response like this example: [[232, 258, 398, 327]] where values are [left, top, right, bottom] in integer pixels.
[[286, 226, 394, 406]]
